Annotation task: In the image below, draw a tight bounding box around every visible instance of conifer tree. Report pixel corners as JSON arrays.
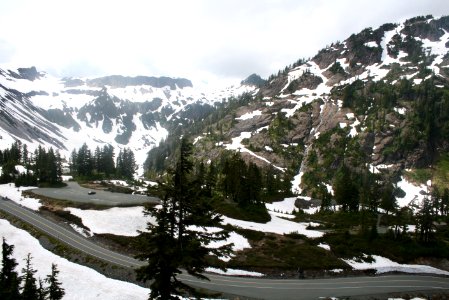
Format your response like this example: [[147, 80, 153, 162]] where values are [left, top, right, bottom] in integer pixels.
[[137, 137, 231, 299], [21, 254, 39, 300], [37, 278, 48, 300], [46, 264, 65, 300], [0, 238, 21, 300]]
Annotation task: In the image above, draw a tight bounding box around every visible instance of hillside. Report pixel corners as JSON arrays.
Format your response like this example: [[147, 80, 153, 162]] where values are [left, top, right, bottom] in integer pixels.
[[0, 67, 257, 175], [146, 15, 449, 199]]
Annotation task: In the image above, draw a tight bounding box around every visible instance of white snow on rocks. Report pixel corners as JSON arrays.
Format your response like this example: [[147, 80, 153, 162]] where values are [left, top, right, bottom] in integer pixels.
[[396, 176, 429, 207], [236, 110, 262, 120]]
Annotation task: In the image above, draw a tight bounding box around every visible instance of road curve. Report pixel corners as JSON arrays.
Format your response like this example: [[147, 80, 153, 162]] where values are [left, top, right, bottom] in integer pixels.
[[1, 199, 449, 299]]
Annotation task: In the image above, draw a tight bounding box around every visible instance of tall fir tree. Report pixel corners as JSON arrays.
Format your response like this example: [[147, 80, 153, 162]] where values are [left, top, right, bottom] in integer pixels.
[[46, 263, 65, 300], [21, 254, 39, 300], [0, 238, 21, 300], [137, 137, 231, 299]]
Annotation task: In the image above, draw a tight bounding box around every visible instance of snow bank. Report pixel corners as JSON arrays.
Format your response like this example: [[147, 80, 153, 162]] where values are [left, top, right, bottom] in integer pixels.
[[221, 212, 323, 238], [205, 267, 264, 277], [396, 176, 428, 207], [236, 110, 262, 120], [0, 183, 41, 210], [265, 197, 298, 215], [0, 219, 150, 300], [67, 206, 152, 237], [344, 254, 449, 275]]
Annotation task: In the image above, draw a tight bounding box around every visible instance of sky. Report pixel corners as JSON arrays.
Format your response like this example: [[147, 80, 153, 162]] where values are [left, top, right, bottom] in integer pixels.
[[0, 0, 448, 85]]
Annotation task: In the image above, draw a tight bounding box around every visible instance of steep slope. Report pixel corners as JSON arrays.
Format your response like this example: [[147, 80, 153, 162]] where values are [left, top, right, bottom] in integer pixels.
[[165, 15, 449, 197], [0, 67, 257, 175]]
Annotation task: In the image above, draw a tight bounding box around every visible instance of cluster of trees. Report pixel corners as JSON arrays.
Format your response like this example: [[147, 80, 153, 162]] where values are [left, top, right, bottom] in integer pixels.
[[331, 164, 400, 214], [183, 150, 291, 211], [136, 138, 231, 299], [415, 187, 449, 243], [1, 238, 64, 300], [70, 143, 136, 180], [0, 141, 62, 187]]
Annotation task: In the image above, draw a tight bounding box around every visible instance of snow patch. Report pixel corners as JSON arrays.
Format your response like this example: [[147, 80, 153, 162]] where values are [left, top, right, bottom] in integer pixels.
[[205, 267, 264, 277], [0, 219, 150, 300], [0, 183, 41, 210], [236, 110, 262, 120], [396, 176, 428, 207], [344, 254, 449, 275], [67, 206, 151, 237], [221, 212, 323, 238]]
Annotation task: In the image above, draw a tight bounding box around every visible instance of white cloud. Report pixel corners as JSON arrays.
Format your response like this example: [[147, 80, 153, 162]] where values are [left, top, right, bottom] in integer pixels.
[[0, 0, 448, 82]]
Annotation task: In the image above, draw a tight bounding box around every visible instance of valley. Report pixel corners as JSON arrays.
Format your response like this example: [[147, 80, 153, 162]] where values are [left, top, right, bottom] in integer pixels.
[[1, 12, 449, 300]]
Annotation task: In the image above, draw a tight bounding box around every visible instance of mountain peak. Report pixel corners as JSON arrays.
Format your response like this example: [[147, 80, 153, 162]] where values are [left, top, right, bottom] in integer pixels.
[[241, 74, 266, 87]]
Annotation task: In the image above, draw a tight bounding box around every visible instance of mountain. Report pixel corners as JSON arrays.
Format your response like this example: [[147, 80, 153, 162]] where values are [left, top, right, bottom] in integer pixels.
[[2, 14, 449, 192], [0, 67, 257, 174], [148, 14, 449, 198]]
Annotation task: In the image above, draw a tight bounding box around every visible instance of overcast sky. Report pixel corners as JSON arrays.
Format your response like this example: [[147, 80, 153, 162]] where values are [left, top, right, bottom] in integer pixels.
[[0, 0, 448, 85]]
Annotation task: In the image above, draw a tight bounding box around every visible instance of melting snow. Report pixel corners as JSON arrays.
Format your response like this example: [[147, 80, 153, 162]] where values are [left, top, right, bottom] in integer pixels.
[[0, 183, 41, 211], [344, 254, 449, 275], [265, 197, 298, 215], [0, 219, 150, 300], [67, 206, 151, 237], [396, 176, 429, 207], [236, 110, 262, 120], [205, 267, 264, 277], [221, 212, 323, 238]]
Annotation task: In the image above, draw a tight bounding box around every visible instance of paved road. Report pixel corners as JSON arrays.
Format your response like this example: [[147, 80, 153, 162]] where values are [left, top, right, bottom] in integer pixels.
[[0, 198, 141, 268], [31, 181, 159, 206], [1, 199, 449, 299]]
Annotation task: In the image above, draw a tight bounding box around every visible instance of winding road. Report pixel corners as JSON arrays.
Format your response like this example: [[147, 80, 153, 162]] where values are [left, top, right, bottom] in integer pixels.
[[1, 198, 449, 299]]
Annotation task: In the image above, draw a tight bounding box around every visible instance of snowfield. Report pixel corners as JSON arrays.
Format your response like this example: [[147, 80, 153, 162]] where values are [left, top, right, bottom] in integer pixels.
[[0, 219, 150, 300], [344, 254, 449, 276], [0, 183, 41, 210], [222, 212, 324, 238], [67, 206, 152, 237]]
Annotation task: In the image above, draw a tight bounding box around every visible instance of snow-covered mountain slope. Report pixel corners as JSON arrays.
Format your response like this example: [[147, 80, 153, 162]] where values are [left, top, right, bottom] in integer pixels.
[[176, 15, 449, 196], [0, 67, 257, 174]]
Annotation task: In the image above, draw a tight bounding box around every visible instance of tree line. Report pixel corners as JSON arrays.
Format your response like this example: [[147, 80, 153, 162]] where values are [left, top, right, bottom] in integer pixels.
[[1, 238, 65, 300], [0, 141, 63, 187], [69, 143, 137, 180]]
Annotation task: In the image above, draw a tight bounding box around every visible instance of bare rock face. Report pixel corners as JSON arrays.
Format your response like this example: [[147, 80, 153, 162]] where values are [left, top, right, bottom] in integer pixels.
[[260, 75, 288, 98], [285, 73, 323, 94]]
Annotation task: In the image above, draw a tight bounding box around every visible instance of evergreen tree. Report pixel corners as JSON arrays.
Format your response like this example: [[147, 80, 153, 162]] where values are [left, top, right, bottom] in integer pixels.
[[116, 148, 137, 179], [416, 196, 435, 243], [333, 165, 359, 212], [137, 137, 231, 299], [45, 264, 65, 300], [76, 143, 93, 177], [37, 278, 48, 300], [0, 238, 21, 300], [380, 183, 397, 215], [21, 254, 39, 300]]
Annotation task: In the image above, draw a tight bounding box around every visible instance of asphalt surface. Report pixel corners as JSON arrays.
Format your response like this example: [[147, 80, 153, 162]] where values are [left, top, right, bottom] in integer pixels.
[[31, 181, 159, 206], [1, 198, 449, 299]]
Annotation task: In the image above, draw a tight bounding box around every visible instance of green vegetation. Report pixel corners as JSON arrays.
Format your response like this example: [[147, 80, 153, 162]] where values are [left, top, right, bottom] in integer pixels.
[[70, 143, 137, 180], [227, 233, 348, 271], [136, 138, 232, 299], [1, 238, 65, 300], [0, 141, 63, 187]]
